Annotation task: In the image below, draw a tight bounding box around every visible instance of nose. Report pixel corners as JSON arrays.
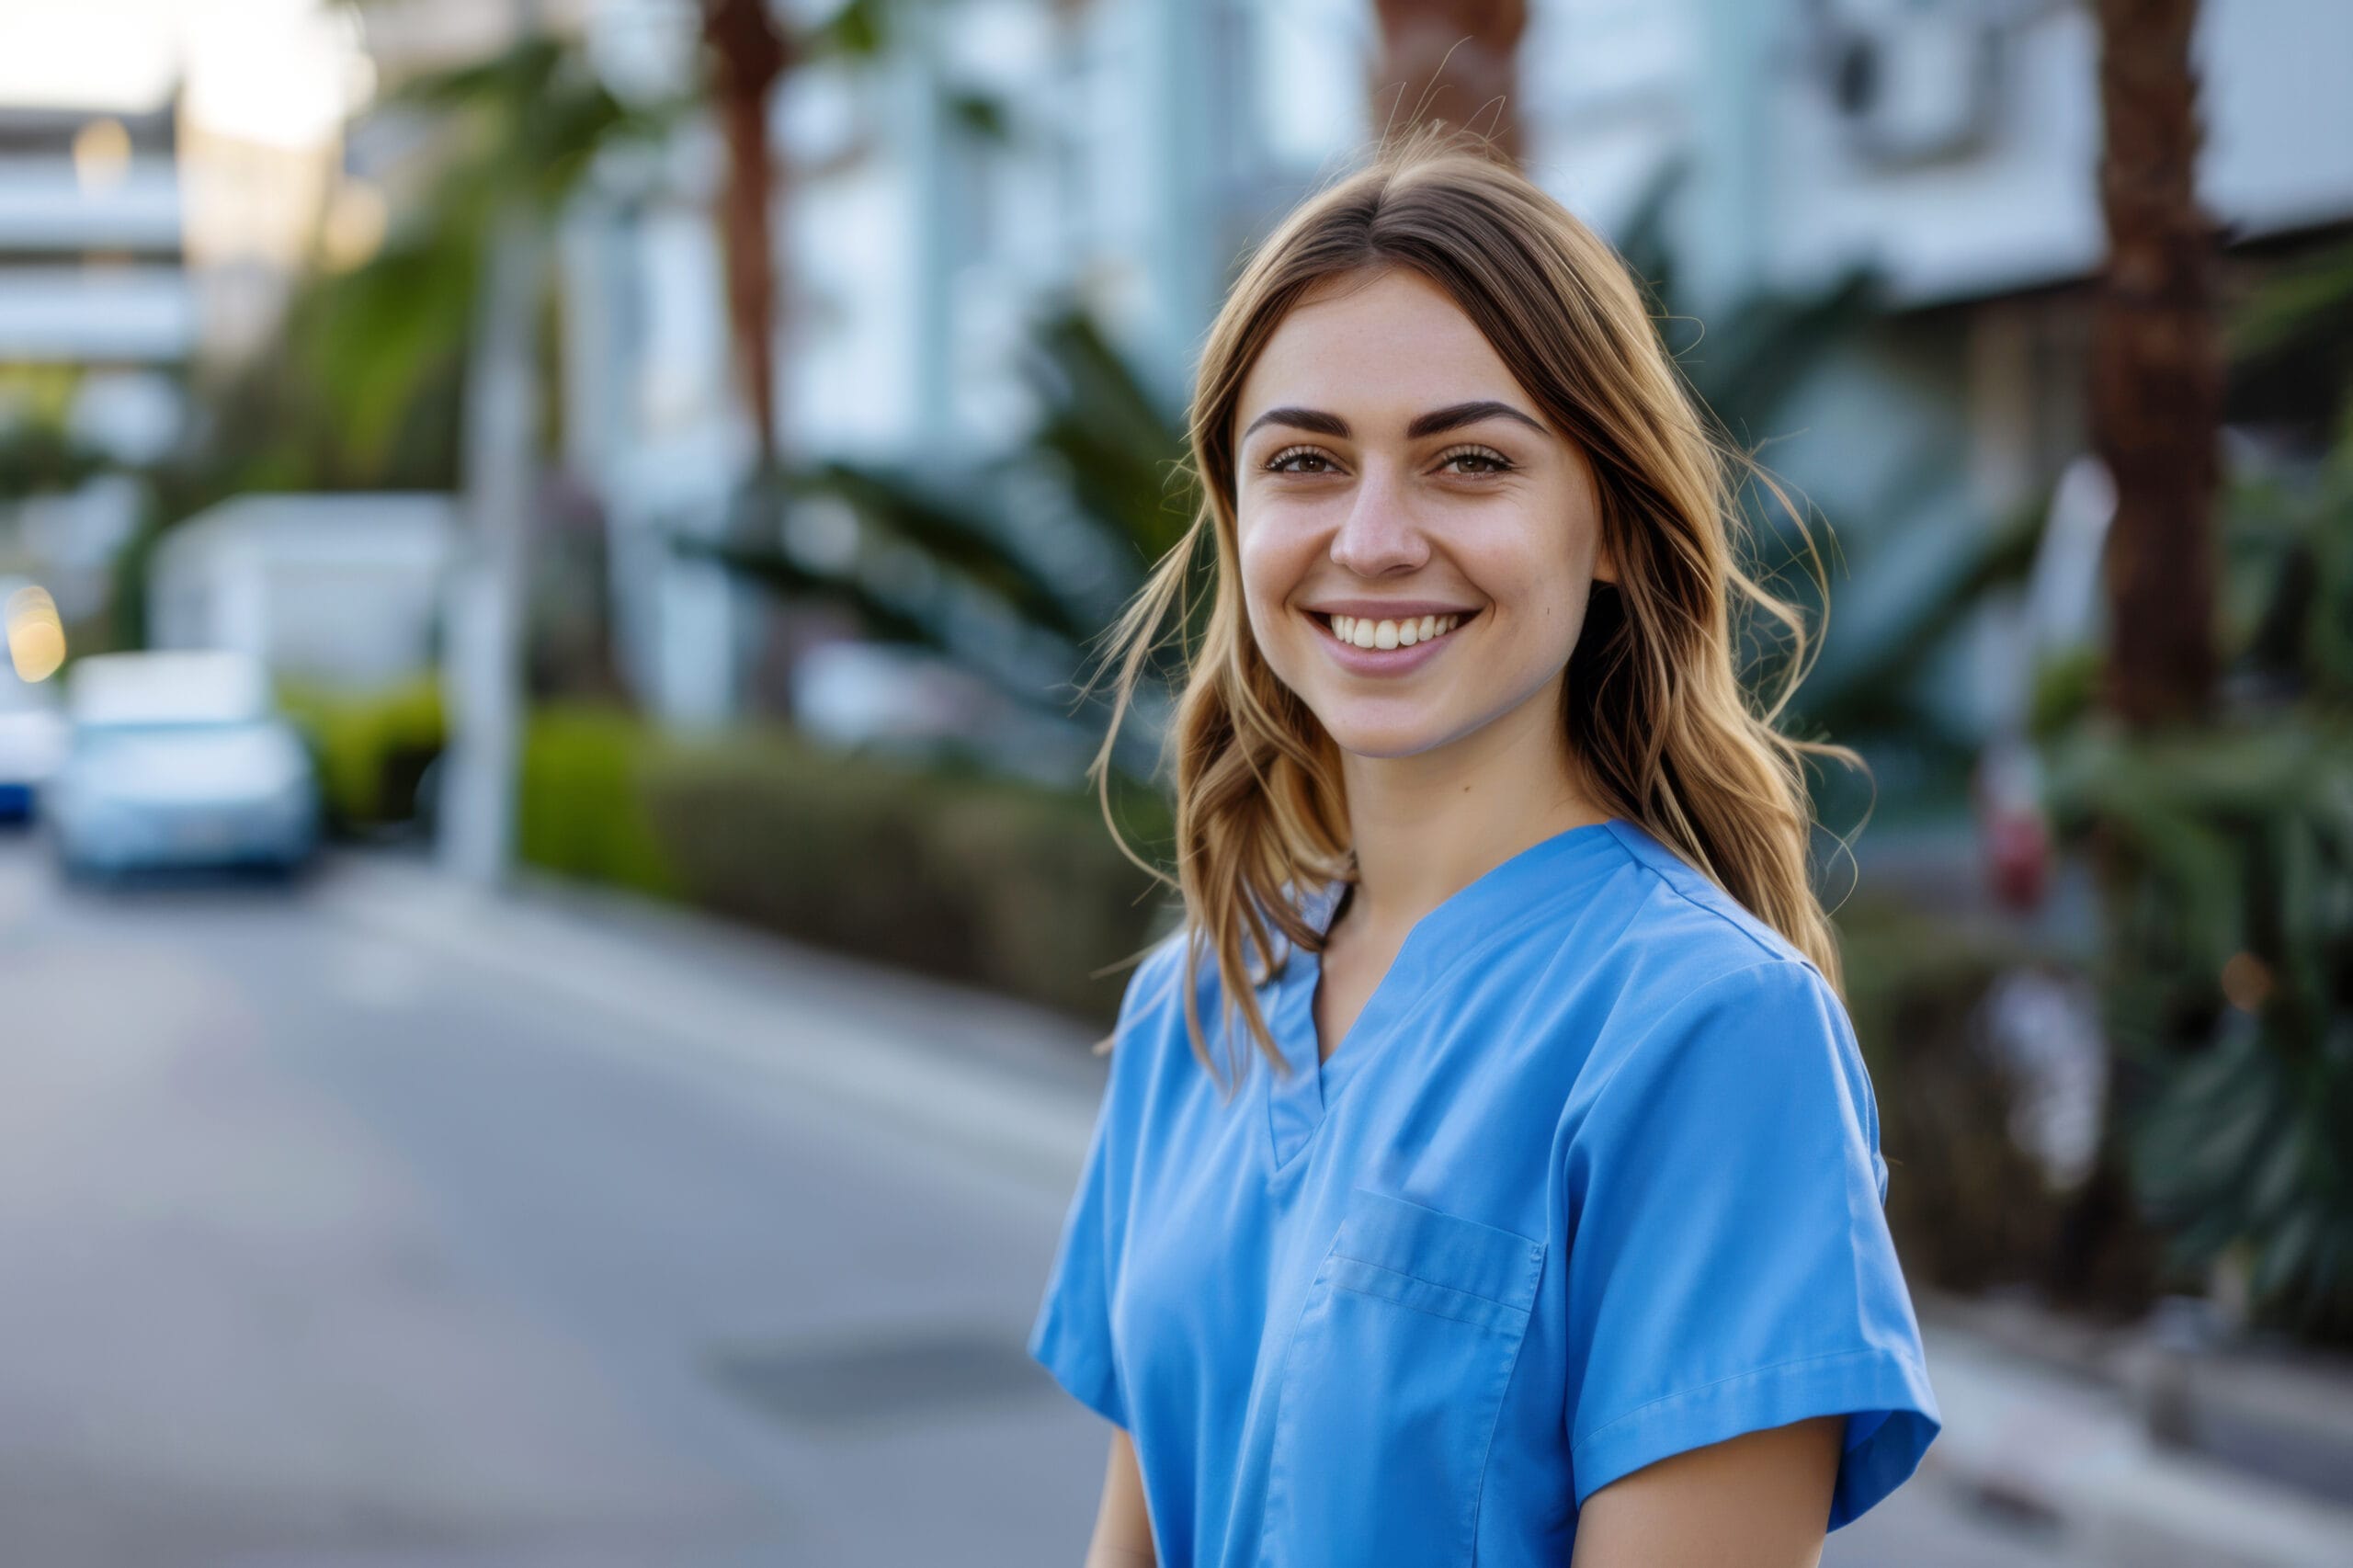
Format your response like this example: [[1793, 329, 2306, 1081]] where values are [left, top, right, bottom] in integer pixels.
[[1327, 464, 1428, 577]]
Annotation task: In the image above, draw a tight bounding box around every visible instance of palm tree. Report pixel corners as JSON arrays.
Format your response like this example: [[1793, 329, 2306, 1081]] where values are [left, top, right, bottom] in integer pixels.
[[1370, 0, 1529, 160], [699, 0, 791, 472], [2043, 0, 2321, 1330], [2089, 0, 2223, 725], [693, 0, 896, 482], [303, 9, 891, 881], [686, 302, 1192, 783]]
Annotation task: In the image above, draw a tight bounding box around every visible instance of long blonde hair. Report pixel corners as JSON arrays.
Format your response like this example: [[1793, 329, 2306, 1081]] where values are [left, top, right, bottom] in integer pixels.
[[1086, 127, 1858, 1096]]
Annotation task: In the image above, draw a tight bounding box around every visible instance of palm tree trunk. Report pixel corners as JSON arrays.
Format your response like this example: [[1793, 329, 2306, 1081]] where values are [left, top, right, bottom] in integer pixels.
[[1370, 0, 1529, 162], [2050, 0, 2228, 1318], [702, 0, 791, 472], [2089, 0, 2222, 726]]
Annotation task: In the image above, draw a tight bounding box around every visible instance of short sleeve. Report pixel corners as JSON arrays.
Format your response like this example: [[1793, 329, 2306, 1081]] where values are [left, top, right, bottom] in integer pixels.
[[1026, 943, 1174, 1428], [1561, 959, 1940, 1528]]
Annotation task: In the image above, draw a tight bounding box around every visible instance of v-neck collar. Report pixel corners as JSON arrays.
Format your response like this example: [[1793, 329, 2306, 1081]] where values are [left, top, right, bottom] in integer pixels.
[[1261, 816, 1632, 1170]]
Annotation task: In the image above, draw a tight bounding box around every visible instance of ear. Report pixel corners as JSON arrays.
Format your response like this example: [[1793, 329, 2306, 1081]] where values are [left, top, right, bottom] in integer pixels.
[[1592, 534, 1619, 588]]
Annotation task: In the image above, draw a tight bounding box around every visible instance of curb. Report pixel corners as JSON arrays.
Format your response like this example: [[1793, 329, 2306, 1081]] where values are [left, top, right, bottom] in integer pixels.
[[1916, 1309, 2353, 1566]]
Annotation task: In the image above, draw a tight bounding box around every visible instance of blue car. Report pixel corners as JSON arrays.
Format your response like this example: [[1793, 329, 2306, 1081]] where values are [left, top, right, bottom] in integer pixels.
[[44, 652, 319, 879]]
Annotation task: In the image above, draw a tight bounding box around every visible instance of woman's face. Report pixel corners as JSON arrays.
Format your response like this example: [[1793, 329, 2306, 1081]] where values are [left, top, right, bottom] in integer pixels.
[[1232, 267, 1613, 761]]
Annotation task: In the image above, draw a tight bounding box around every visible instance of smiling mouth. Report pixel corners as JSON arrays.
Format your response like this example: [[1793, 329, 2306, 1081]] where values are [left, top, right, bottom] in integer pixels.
[[1315, 609, 1476, 651]]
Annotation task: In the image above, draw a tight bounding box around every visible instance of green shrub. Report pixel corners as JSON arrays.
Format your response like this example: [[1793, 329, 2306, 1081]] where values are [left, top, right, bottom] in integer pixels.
[[501, 705, 1173, 1025], [638, 722, 1173, 1023], [278, 676, 446, 831], [273, 687, 1180, 1026], [516, 707, 683, 902]]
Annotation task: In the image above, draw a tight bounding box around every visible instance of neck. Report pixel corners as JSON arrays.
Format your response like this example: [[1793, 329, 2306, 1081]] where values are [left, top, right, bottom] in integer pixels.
[[1335, 673, 1610, 940]]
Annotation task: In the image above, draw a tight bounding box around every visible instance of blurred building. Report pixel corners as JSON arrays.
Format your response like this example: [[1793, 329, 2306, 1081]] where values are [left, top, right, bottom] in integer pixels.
[[0, 2, 377, 644], [0, 100, 193, 624], [148, 493, 457, 689], [0, 101, 199, 369], [1538, 0, 2353, 492], [1530, 0, 2353, 742]]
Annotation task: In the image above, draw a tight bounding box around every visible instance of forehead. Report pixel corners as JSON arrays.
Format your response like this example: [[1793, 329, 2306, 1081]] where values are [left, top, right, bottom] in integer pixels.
[[1235, 267, 1527, 428]]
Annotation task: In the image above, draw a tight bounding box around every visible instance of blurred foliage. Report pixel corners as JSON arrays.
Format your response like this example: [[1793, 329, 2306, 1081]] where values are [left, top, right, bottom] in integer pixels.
[[2040, 263, 2353, 1342], [153, 9, 911, 514], [278, 676, 448, 832], [518, 707, 687, 902], [696, 301, 1192, 777], [1836, 900, 2094, 1291], [637, 718, 1174, 1022], [282, 682, 1176, 1023], [0, 416, 112, 500], [2046, 721, 2353, 1336], [306, 36, 675, 472], [1024, 309, 1199, 567], [2226, 236, 2353, 445], [1619, 168, 2353, 1337], [1615, 159, 2040, 819]]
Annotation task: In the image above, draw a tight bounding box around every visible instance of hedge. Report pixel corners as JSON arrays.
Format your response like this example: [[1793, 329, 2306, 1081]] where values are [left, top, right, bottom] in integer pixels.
[[278, 675, 446, 831], [281, 683, 1174, 1026], [635, 726, 1174, 1022]]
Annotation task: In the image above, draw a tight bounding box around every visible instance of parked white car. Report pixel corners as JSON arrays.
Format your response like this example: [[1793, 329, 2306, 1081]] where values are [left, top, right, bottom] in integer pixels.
[[43, 651, 319, 879]]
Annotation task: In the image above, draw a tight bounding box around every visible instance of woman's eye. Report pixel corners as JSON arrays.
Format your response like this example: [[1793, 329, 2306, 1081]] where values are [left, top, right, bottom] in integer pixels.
[[1267, 448, 1334, 475], [1439, 448, 1512, 476]]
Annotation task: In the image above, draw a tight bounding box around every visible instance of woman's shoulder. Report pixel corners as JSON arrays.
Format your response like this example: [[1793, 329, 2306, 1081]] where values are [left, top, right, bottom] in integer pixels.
[[1114, 926, 1199, 1035], [1567, 823, 1868, 1116], [1105, 910, 1303, 1087], [1590, 818, 1828, 1000], [1105, 924, 1238, 1053]]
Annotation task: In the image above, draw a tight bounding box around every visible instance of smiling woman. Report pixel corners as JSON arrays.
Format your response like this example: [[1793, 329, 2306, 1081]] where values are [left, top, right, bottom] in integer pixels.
[[1029, 125, 1939, 1568]]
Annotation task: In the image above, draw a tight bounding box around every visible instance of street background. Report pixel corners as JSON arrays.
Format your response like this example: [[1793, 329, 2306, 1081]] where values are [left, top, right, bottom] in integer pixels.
[[0, 0, 2348, 1563]]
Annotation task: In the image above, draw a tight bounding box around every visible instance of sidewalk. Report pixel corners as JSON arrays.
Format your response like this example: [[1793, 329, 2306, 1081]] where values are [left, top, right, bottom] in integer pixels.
[[313, 848, 1111, 1197], [1907, 1301, 2353, 1567], [1922, 1285, 2353, 1510], [317, 851, 2353, 1568]]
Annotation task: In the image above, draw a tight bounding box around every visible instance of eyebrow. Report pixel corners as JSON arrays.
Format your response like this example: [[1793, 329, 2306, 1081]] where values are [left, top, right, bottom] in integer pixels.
[[1240, 399, 1550, 443]]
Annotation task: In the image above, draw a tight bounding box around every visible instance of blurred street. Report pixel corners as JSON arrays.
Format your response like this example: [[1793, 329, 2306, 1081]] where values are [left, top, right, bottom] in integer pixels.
[[0, 836, 1110, 1567], [3, 837, 2344, 1566]]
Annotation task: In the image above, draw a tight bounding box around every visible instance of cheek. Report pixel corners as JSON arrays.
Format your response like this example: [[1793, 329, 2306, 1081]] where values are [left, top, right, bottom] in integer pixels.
[[1234, 509, 1305, 624], [1476, 526, 1594, 655]]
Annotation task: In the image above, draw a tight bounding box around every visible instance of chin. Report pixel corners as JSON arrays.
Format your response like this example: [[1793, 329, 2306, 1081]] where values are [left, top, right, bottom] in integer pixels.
[[1309, 706, 1465, 762]]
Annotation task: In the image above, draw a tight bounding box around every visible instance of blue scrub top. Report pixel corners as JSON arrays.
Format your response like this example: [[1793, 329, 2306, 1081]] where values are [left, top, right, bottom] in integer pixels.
[[1028, 816, 1941, 1566]]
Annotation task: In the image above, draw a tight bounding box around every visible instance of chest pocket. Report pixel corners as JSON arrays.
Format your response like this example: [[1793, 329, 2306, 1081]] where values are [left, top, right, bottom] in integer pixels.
[[1261, 1187, 1546, 1568]]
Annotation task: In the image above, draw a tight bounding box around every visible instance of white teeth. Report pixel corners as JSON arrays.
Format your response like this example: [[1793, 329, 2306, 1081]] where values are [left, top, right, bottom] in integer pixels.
[[1323, 610, 1471, 648]]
